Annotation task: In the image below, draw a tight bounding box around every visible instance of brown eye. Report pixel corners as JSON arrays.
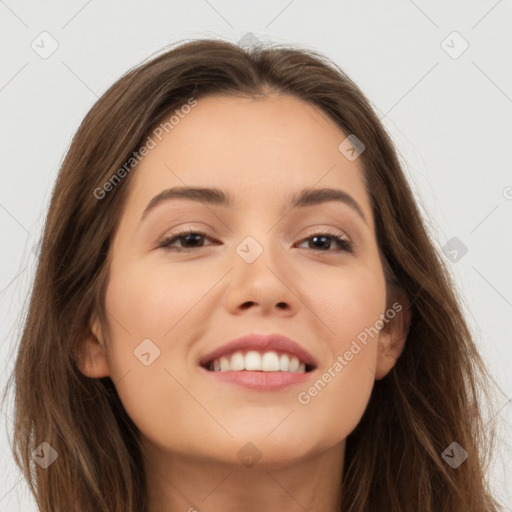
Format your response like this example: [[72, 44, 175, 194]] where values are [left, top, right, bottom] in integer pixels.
[[158, 230, 217, 252], [295, 231, 353, 253], [158, 229, 353, 254]]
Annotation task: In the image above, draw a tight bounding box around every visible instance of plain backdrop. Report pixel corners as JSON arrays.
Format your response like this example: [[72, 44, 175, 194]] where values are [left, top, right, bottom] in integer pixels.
[[1, 1, 511, 510]]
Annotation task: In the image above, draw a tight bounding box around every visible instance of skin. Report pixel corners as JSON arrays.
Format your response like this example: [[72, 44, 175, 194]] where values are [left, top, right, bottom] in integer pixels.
[[79, 93, 409, 512]]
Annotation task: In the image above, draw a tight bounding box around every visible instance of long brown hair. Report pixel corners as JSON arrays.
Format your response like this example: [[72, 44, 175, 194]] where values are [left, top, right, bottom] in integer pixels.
[[3, 38, 502, 511]]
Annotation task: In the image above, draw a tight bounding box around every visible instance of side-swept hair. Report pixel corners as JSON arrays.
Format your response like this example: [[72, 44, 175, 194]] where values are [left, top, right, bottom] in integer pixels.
[[3, 38, 501, 511]]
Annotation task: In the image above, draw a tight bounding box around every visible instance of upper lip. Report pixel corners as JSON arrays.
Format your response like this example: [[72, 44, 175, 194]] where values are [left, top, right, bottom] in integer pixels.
[[199, 333, 318, 369]]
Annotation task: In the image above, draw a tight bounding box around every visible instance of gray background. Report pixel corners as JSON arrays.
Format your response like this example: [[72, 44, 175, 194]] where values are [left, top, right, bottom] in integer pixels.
[[1, 0, 511, 510]]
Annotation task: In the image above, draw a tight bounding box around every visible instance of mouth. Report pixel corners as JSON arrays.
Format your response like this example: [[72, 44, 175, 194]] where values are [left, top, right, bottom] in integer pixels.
[[198, 333, 318, 390], [200, 349, 316, 373]]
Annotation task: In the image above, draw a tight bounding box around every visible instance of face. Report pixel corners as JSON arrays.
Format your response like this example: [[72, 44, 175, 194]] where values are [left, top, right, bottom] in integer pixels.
[[82, 93, 406, 468]]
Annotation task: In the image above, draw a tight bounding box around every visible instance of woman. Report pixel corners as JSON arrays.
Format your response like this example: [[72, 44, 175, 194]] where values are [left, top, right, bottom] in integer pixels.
[[3, 38, 502, 511]]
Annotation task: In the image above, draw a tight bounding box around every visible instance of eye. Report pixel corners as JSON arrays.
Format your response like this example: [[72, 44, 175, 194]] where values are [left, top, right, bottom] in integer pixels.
[[295, 230, 353, 253], [158, 230, 217, 252], [158, 229, 354, 254]]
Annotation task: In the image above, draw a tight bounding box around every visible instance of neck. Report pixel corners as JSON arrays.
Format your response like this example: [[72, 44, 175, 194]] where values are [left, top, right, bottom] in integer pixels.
[[143, 440, 345, 512]]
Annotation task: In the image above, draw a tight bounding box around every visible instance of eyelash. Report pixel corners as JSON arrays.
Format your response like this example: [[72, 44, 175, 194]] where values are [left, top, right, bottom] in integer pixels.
[[157, 228, 354, 254]]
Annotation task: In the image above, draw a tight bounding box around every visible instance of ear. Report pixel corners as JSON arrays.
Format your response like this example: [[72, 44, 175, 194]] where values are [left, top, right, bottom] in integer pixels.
[[374, 291, 410, 381], [76, 313, 111, 378]]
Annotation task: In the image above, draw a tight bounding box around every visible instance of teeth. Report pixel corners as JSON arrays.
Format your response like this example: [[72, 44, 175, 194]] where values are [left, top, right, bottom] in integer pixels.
[[219, 356, 230, 372], [261, 351, 280, 371], [208, 350, 308, 373], [288, 356, 300, 372], [245, 351, 261, 371], [230, 351, 245, 371]]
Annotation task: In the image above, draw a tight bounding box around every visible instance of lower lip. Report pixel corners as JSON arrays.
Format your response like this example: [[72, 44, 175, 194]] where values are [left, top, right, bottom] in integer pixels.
[[199, 367, 312, 391]]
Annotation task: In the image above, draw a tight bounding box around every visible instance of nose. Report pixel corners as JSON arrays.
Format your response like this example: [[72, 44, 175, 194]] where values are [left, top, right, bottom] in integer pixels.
[[223, 239, 299, 317]]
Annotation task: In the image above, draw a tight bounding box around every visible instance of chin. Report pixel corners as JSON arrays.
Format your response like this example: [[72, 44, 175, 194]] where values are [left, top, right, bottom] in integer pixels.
[[226, 431, 326, 469]]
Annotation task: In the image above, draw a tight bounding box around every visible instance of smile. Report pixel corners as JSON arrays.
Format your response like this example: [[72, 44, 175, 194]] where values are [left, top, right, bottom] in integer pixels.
[[203, 350, 314, 373]]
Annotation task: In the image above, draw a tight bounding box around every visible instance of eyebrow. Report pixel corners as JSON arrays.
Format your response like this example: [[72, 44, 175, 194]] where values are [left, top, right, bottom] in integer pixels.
[[140, 186, 367, 224]]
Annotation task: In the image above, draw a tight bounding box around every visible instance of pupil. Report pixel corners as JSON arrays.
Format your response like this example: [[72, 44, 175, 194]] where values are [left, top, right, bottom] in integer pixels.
[[312, 235, 330, 250], [185, 233, 202, 247]]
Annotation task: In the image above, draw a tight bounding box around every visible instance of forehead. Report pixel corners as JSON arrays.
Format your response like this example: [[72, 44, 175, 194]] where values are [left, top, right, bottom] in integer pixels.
[[120, 93, 373, 228]]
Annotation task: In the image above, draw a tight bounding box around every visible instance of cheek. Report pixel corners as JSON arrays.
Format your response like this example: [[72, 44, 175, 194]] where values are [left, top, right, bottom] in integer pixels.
[[104, 260, 208, 340], [100, 261, 214, 442], [291, 265, 385, 438], [307, 261, 387, 357], [300, 274, 384, 398]]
